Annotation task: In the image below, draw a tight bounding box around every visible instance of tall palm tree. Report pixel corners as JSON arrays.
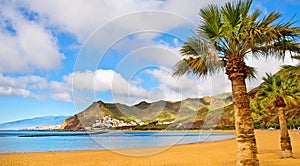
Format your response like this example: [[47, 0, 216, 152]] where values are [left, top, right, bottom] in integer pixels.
[[257, 73, 300, 158], [173, 0, 300, 165]]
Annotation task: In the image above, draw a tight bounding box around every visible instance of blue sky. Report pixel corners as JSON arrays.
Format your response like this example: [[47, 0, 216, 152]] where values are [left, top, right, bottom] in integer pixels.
[[0, 0, 299, 123]]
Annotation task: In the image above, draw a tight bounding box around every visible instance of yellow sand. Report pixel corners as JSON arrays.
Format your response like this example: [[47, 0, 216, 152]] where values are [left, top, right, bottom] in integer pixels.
[[0, 130, 299, 165]]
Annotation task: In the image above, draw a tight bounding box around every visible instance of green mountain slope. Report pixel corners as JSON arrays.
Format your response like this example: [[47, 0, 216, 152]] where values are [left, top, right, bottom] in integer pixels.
[[61, 95, 233, 130]]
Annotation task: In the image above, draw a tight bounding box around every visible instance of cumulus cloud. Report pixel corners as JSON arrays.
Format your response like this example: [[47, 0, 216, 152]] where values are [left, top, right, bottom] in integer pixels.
[[145, 67, 229, 102], [0, 74, 46, 90], [51, 92, 72, 103], [111, 36, 184, 81], [65, 69, 148, 100], [0, 86, 33, 98], [0, 74, 35, 98], [0, 73, 71, 102], [0, 69, 148, 104], [127, 38, 183, 67], [27, 0, 226, 43], [245, 55, 298, 90], [0, 2, 64, 73], [147, 68, 193, 93]]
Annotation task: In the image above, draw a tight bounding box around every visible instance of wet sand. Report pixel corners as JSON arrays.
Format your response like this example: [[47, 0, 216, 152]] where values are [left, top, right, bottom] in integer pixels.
[[0, 130, 299, 165]]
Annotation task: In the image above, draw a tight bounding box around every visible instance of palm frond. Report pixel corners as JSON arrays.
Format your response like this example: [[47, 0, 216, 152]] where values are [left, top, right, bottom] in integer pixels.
[[173, 55, 224, 79], [198, 4, 223, 41], [257, 73, 300, 110], [291, 55, 300, 60], [245, 65, 257, 80], [174, 34, 224, 78]]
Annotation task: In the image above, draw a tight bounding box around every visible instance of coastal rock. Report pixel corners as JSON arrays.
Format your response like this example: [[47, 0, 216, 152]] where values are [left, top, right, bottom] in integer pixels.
[[60, 115, 84, 130]]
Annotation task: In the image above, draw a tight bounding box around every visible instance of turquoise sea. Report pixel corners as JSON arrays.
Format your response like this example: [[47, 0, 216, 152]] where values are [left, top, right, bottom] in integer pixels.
[[0, 130, 235, 153]]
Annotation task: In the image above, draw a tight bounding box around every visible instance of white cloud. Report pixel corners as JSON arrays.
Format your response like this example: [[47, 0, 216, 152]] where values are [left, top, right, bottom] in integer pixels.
[[147, 68, 192, 93], [0, 2, 64, 73], [145, 67, 216, 101], [47, 80, 72, 102], [0, 74, 46, 90], [0, 86, 33, 98], [245, 55, 298, 90], [0, 69, 148, 104], [112, 33, 160, 53], [111, 37, 184, 80], [0, 73, 71, 102], [27, 0, 162, 42], [51, 92, 72, 103], [26, 0, 227, 43], [66, 69, 148, 97], [0, 73, 40, 98], [142, 65, 233, 102]]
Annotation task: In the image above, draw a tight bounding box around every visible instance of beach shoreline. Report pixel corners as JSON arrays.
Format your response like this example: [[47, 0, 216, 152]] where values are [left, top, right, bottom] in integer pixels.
[[0, 130, 299, 165]]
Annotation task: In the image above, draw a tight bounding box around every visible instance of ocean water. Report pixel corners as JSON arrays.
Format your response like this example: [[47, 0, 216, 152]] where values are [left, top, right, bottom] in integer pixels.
[[0, 130, 235, 153]]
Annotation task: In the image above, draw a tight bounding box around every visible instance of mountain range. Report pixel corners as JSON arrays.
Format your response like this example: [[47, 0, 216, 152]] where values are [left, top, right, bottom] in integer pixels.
[[60, 93, 234, 130], [0, 115, 70, 130]]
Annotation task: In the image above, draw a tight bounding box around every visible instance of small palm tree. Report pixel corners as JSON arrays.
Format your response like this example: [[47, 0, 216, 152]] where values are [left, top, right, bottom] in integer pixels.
[[257, 73, 300, 158], [249, 98, 269, 129], [173, 0, 300, 165]]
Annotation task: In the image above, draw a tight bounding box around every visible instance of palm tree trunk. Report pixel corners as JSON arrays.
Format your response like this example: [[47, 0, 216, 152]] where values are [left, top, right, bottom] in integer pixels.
[[278, 107, 293, 158], [231, 74, 259, 166]]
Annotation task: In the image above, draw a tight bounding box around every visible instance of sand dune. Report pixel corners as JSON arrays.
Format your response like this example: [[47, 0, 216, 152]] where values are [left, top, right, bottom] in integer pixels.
[[0, 130, 299, 165]]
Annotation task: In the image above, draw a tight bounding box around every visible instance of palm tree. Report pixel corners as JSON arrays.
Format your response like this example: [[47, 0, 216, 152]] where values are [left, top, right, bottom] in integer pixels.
[[249, 98, 269, 129], [257, 73, 300, 158], [173, 0, 300, 165]]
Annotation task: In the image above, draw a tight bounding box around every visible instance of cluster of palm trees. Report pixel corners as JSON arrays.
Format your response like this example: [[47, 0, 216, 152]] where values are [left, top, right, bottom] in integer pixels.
[[256, 71, 300, 158], [173, 0, 300, 165]]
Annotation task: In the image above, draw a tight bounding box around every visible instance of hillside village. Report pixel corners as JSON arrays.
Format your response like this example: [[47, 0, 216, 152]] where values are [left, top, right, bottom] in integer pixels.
[[85, 115, 176, 130], [88, 115, 141, 129]]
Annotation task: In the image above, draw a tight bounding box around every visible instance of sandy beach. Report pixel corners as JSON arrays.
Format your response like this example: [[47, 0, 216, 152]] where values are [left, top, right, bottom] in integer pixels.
[[0, 130, 299, 166]]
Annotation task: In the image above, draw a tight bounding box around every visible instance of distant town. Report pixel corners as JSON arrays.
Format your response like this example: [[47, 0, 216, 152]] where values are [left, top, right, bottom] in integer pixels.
[[23, 125, 61, 130], [86, 115, 175, 130]]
